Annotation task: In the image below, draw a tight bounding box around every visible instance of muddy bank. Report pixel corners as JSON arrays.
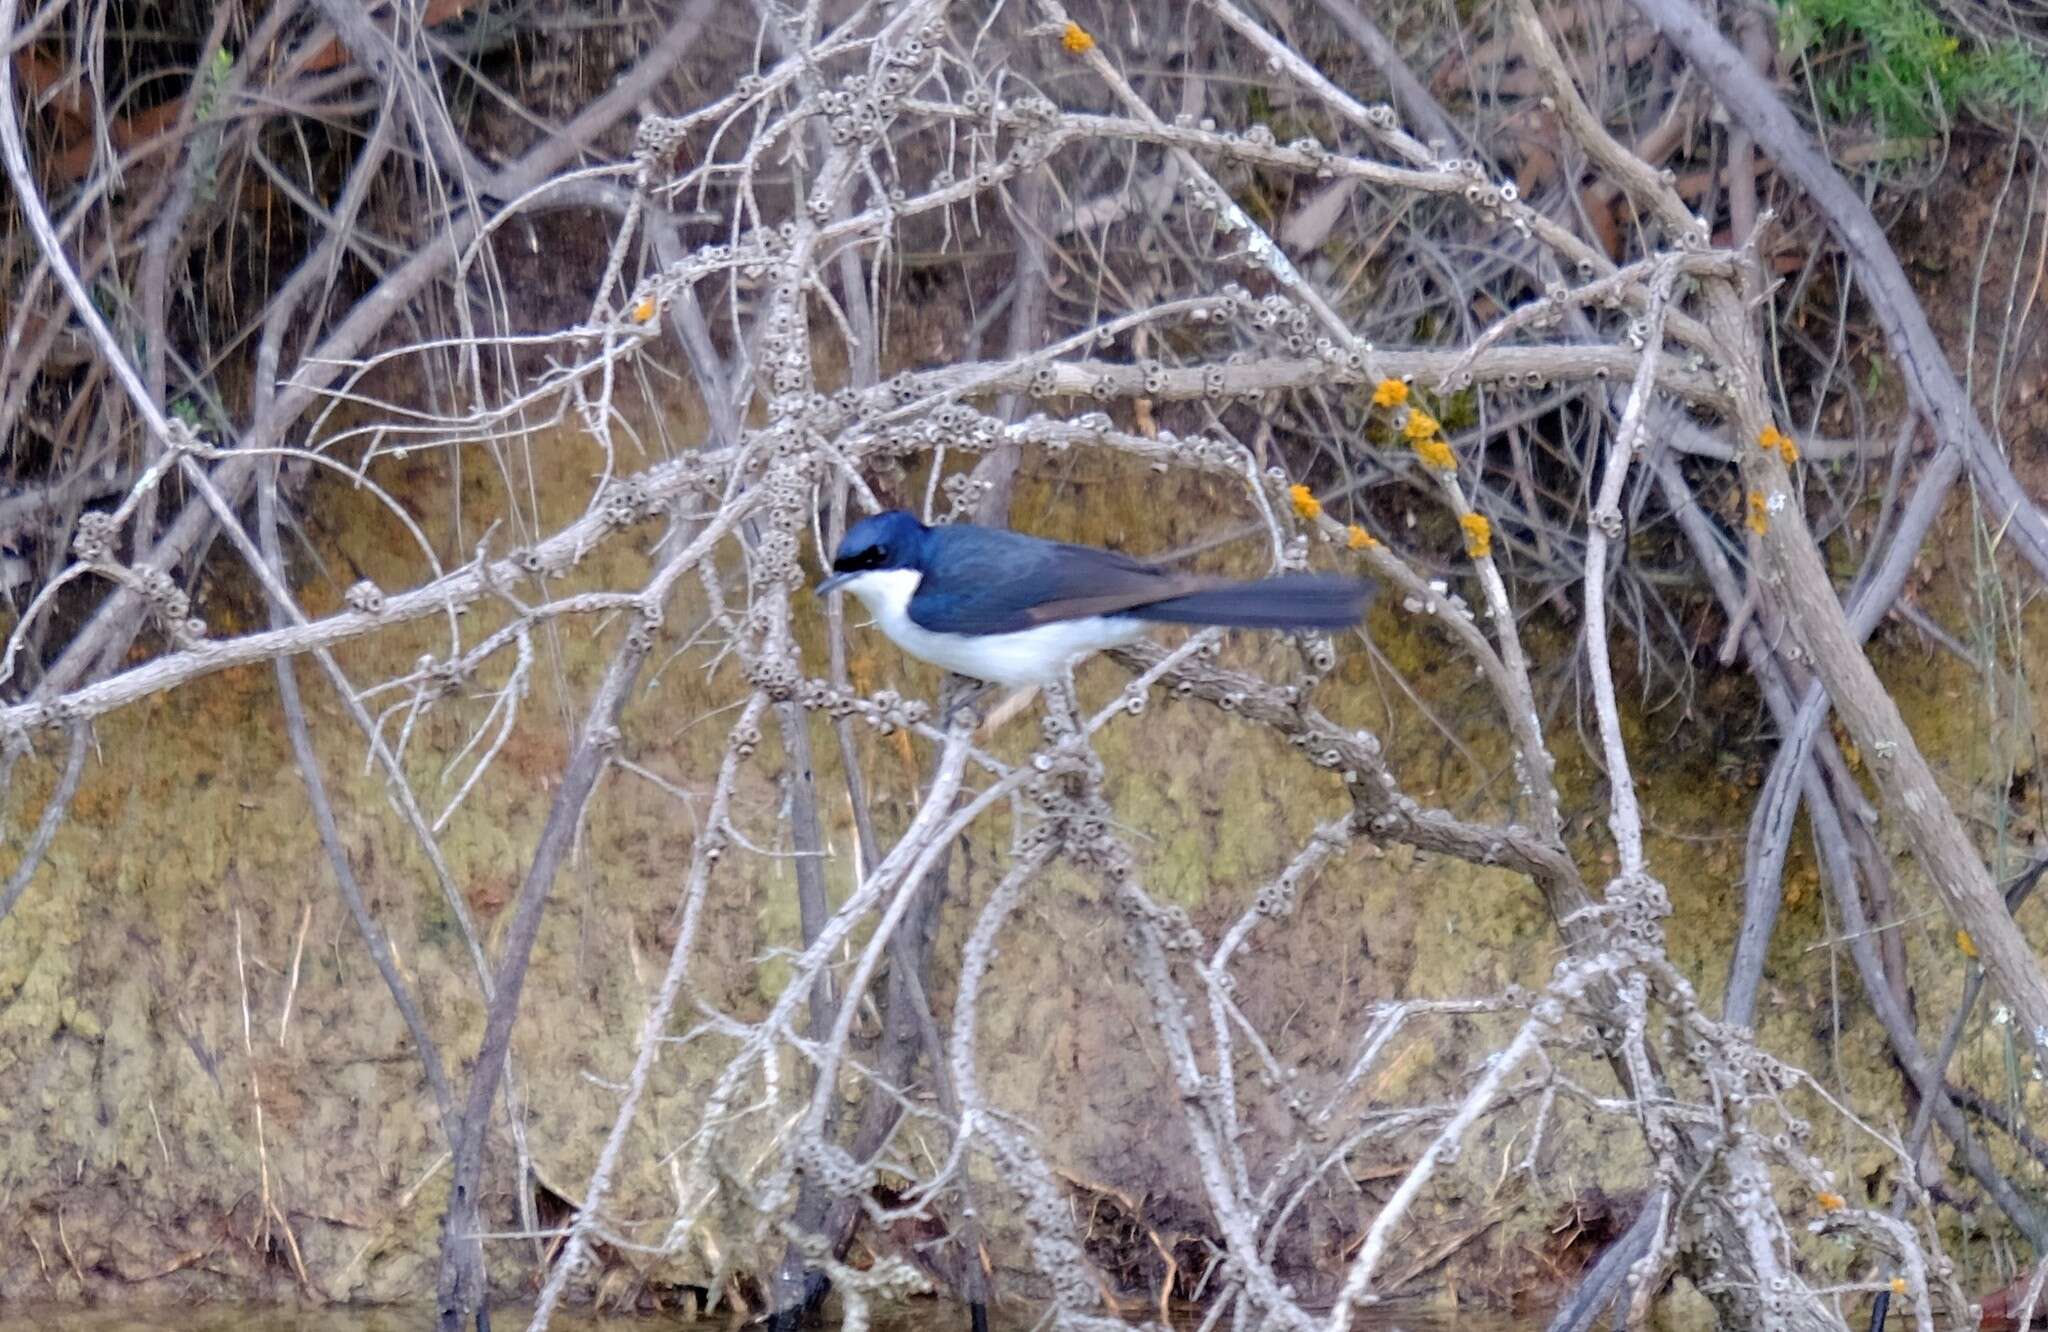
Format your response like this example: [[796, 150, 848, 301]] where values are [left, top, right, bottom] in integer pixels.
[[0, 430, 2038, 1317]]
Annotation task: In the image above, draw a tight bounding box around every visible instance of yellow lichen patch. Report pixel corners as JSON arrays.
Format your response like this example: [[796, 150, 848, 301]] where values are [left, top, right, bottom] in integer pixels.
[[1957, 929, 1978, 959], [1832, 721, 1862, 770], [632, 296, 658, 323], [1347, 524, 1378, 550], [1415, 437, 1456, 471], [1289, 483, 1321, 520], [1890, 1277, 1907, 1296], [1746, 490, 1769, 535], [1061, 21, 1094, 53], [1815, 1191, 1846, 1212], [1372, 378, 1409, 409], [1460, 512, 1492, 559], [1401, 410, 1441, 442], [1758, 424, 1800, 464]]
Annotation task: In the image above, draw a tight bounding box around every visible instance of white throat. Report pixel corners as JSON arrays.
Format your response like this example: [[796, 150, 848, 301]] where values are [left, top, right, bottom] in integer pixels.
[[835, 567, 924, 626]]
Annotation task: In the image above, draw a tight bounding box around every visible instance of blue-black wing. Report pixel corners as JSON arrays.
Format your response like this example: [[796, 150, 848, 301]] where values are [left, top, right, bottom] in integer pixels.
[[907, 524, 1212, 635]]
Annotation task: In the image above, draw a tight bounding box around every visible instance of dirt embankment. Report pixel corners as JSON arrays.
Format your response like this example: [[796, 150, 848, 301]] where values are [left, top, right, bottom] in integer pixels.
[[5, 153, 2048, 1316]]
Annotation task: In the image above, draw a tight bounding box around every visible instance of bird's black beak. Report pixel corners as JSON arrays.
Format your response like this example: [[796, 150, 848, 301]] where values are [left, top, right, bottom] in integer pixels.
[[815, 570, 854, 596]]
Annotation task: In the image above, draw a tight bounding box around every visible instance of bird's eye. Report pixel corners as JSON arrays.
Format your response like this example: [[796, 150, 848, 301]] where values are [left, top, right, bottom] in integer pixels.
[[834, 545, 886, 573]]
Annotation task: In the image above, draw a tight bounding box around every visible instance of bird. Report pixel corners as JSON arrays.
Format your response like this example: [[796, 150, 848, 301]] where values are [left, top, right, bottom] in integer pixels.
[[815, 510, 1373, 688]]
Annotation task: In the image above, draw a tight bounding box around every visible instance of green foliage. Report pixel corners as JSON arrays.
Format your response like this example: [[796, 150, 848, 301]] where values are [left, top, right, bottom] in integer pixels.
[[1778, 0, 2048, 136], [192, 45, 233, 121], [189, 46, 236, 210]]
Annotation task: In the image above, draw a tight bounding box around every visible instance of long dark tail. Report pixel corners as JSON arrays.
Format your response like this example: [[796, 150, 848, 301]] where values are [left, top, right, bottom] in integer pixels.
[[1133, 574, 1373, 629]]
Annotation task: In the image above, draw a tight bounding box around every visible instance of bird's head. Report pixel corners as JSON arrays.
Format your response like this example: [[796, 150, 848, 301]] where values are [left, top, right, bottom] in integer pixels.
[[816, 509, 930, 597]]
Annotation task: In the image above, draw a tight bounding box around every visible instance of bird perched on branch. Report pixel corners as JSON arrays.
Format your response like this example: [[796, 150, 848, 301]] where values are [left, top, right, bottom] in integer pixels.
[[816, 510, 1372, 688]]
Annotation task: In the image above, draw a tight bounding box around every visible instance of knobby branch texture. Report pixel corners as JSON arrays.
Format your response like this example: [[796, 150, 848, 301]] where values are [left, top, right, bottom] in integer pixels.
[[4, 0, 2046, 1329]]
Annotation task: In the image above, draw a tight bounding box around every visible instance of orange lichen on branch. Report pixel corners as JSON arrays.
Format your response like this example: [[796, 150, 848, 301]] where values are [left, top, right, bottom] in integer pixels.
[[1815, 1191, 1846, 1213], [1957, 929, 1978, 959], [1288, 484, 1321, 520], [1061, 22, 1095, 54], [1372, 378, 1410, 408], [1745, 491, 1769, 535], [1460, 513, 1492, 559], [1401, 410, 1441, 442], [1758, 425, 1800, 464], [1346, 524, 1378, 550], [1414, 437, 1456, 471]]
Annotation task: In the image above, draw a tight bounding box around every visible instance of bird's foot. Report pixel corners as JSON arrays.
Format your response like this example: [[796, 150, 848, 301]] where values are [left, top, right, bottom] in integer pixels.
[[938, 674, 998, 729], [938, 675, 1043, 737]]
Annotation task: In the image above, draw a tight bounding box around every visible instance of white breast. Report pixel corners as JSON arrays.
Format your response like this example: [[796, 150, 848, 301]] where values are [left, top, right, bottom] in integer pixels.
[[832, 568, 1148, 687]]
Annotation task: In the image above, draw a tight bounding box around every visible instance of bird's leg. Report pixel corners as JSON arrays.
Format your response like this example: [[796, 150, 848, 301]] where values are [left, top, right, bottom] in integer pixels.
[[938, 673, 998, 728], [976, 686, 1040, 738]]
